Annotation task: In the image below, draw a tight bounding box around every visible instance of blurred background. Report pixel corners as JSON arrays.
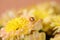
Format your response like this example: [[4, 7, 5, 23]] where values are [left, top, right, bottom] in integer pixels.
[[0, 0, 59, 14]]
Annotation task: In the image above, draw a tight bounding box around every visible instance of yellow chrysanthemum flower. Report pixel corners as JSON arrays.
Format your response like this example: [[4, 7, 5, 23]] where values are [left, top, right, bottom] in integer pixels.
[[4, 17, 33, 35], [31, 3, 51, 21]]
